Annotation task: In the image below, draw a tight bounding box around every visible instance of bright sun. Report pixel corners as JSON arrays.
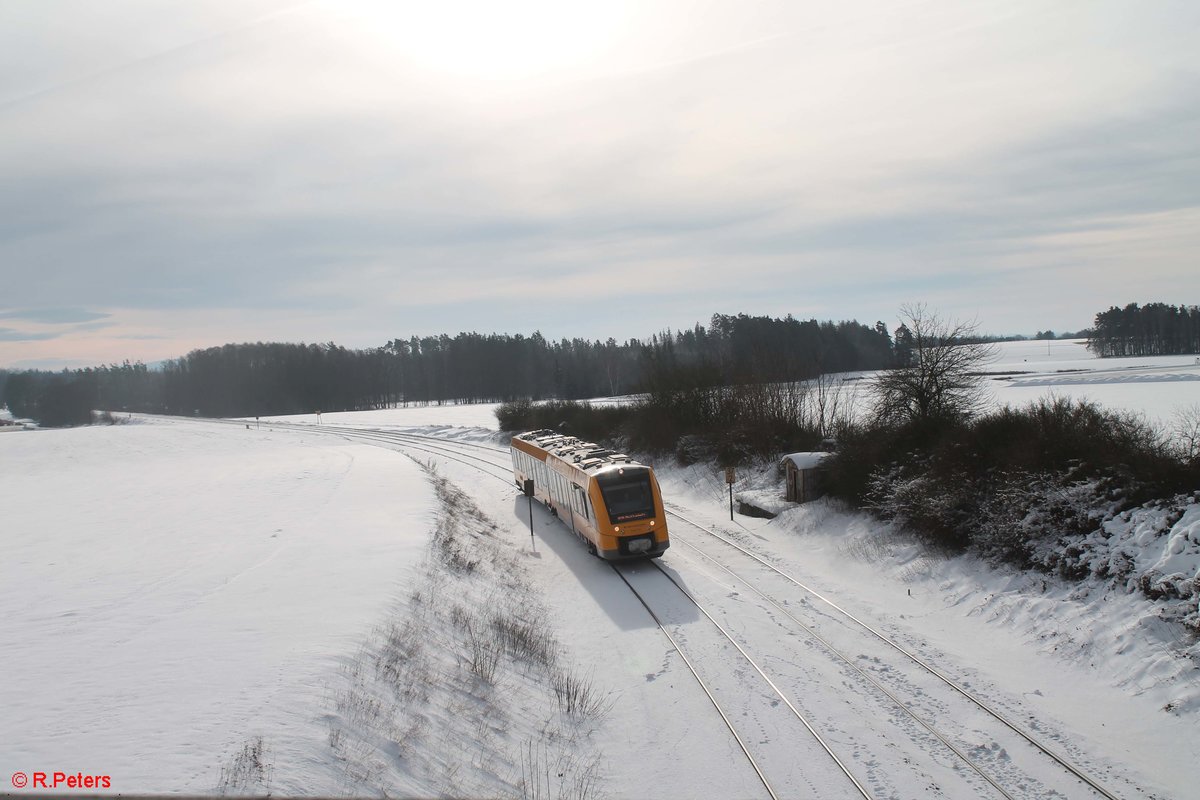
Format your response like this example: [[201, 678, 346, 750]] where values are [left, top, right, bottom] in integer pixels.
[[323, 0, 626, 82]]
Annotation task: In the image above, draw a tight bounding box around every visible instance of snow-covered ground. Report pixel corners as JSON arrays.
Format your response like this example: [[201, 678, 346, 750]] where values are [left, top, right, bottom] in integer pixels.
[[3, 340, 1198, 797], [1, 420, 437, 793], [983, 339, 1200, 429]]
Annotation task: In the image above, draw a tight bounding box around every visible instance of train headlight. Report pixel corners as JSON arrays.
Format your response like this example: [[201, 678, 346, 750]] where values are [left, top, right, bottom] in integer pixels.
[[613, 526, 620, 533], [650, 520, 655, 527]]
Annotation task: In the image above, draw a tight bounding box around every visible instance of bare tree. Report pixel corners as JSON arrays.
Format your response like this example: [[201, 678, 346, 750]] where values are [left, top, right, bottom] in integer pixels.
[[871, 304, 997, 425], [1169, 403, 1200, 464]]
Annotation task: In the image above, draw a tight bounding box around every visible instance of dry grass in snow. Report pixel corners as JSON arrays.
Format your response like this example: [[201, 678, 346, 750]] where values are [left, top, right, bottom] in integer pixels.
[[326, 466, 609, 798]]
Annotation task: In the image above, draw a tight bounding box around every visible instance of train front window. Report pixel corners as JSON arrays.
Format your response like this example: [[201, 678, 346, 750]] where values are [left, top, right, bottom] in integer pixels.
[[598, 471, 655, 522]]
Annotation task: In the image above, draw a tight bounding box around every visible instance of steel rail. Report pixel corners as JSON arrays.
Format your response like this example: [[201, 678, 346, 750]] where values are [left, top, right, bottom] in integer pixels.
[[665, 506, 1122, 800], [250, 421, 518, 482], [135, 416, 1044, 798], [306, 426, 783, 799], [640, 560, 874, 800], [609, 564, 779, 800], [270, 423, 785, 799], [150, 416, 513, 476], [671, 536, 1017, 800]]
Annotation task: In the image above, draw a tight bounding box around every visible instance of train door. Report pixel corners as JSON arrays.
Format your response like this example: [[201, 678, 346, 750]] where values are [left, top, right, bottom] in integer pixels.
[[571, 483, 593, 540]]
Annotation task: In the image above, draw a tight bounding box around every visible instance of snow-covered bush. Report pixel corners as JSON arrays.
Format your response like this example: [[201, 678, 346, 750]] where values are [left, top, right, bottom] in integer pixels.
[[867, 466, 1109, 561], [973, 473, 1115, 567], [1036, 494, 1200, 633], [866, 463, 974, 552], [850, 397, 1197, 564]]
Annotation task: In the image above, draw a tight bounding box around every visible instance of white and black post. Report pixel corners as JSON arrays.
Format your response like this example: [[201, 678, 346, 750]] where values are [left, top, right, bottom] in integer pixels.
[[523, 479, 535, 543], [725, 466, 736, 521]]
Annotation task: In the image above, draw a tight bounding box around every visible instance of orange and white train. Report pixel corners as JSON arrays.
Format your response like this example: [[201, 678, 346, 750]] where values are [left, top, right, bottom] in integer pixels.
[[510, 430, 669, 559]]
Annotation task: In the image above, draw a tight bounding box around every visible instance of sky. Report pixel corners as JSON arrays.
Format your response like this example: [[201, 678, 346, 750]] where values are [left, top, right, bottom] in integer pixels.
[[1, 0, 1197, 370]]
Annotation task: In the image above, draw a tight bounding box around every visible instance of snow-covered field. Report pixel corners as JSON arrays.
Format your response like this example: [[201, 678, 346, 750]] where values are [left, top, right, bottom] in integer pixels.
[[983, 339, 1200, 429], [1, 421, 437, 793], [2, 340, 1198, 797]]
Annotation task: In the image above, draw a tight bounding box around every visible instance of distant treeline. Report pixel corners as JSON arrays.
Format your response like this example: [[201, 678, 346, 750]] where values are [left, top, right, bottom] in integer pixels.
[[1088, 302, 1200, 357], [0, 313, 896, 425]]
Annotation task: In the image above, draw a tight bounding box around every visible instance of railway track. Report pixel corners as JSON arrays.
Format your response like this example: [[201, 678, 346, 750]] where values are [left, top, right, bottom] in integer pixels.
[[281, 425, 1123, 798], [662, 506, 1124, 800], [348, 427, 1126, 798], [613, 559, 874, 799], [148, 417, 1127, 798]]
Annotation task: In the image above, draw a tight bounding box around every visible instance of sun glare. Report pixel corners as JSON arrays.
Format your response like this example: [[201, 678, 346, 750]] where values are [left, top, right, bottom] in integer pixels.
[[323, 0, 625, 82]]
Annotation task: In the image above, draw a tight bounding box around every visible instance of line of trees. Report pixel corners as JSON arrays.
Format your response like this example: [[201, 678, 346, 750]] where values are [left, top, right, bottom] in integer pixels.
[[0, 313, 898, 425], [500, 305, 1199, 578], [1087, 302, 1200, 357]]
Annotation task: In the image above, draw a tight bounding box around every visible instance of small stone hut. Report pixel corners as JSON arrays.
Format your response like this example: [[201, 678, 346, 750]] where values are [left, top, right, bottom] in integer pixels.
[[781, 451, 832, 503]]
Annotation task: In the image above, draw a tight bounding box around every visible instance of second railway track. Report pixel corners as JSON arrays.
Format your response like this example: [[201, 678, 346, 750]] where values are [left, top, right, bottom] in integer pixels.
[[158, 416, 1131, 798], [663, 505, 1125, 800]]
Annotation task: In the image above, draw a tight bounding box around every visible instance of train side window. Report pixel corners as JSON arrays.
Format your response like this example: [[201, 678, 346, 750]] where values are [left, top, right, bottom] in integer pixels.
[[573, 484, 589, 520]]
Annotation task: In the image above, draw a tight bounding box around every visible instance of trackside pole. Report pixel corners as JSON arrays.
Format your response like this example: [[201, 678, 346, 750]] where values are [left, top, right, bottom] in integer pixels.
[[725, 466, 736, 521], [523, 479, 535, 545]]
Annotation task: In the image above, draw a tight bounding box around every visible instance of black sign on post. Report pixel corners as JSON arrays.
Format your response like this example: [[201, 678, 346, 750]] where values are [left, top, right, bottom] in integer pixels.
[[725, 467, 736, 521], [523, 479, 535, 543]]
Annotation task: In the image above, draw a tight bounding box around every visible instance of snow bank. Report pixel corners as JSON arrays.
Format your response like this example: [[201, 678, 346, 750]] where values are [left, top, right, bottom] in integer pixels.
[[0, 419, 436, 793], [1046, 495, 1200, 636]]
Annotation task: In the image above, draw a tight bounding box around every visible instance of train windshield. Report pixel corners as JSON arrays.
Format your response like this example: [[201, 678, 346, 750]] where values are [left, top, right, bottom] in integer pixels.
[[597, 470, 655, 522]]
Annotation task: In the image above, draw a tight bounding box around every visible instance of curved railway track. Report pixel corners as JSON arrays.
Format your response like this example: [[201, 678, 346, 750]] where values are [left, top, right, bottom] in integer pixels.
[[155, 417, 1125, 798], [312, 426, 1123, 798], [614, 559, 874, 799], [662, 506, 1122, 800], [365, 427, 1125, 799]]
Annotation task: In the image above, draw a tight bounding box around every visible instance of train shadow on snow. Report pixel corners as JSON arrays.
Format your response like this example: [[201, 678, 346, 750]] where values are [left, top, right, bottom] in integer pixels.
[[510, 496, 700, 631]]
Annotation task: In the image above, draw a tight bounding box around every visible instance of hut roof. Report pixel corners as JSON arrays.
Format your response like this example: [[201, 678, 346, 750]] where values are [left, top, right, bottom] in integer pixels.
[[781, 452, 832, 470]]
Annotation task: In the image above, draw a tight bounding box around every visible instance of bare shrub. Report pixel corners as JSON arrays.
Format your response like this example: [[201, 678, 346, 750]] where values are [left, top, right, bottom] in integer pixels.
[[433, 513, 479, 572], [971, 473, 1109, 567], [334, 683, 388, 731], [492, 613, 558, 669], [216, 736, 272, 796], [520, 738, 603, 800], [461, 617, 502, 683], [374, 620, 430, 702], [551, 668, 610, 718], [838, 394, 1196, 560], [496, 398, 632, 441], [866, 466, 972, 552]]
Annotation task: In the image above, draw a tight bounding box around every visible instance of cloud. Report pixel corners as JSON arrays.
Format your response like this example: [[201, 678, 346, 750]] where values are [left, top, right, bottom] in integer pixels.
[[0, 0, 1197, 368], [0, 308, 112, 324], [0, 328, 61, 342]]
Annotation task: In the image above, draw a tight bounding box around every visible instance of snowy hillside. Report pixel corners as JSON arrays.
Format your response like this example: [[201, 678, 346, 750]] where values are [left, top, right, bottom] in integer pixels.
[[2, 340, 1198, 797]]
